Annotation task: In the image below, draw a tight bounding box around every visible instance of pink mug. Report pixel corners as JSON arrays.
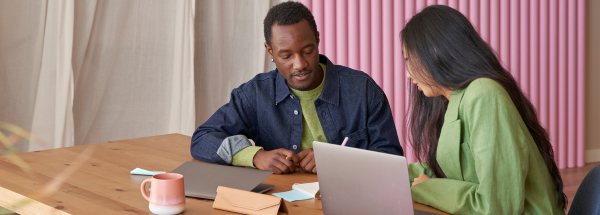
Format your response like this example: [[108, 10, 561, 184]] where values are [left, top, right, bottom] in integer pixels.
[[140, 173, 186, 214]]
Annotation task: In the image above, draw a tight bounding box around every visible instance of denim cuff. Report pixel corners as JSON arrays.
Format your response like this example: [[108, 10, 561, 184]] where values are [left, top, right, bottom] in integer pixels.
[[216, 135, 253, 164]]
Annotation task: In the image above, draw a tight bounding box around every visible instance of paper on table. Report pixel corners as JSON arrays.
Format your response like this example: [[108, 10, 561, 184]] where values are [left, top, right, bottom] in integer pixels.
[[272, 190, 314, 202], [130, 168, 166, 176], [292, 182, 320, 198]]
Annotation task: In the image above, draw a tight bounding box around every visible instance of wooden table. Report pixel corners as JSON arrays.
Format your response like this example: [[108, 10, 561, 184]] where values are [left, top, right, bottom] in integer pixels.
[[0, 134, 447, 214]]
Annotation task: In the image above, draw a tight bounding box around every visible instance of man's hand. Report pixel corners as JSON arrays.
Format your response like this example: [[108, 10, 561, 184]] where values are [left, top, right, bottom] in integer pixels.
[[298, 148, 317, 174], [253, 148, 300, 174], [411, 174, 431, 187]]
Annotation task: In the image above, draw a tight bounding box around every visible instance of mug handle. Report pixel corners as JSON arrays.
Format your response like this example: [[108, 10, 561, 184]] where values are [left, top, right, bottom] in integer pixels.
[[140, 178, 152, 201]]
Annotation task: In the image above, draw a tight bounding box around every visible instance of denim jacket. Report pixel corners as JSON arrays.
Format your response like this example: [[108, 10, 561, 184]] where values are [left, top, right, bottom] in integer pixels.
[[191, 55, 403, 164]]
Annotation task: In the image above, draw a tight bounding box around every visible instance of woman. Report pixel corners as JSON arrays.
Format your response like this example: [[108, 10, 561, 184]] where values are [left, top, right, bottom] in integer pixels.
[[402, 5, 566, 214]]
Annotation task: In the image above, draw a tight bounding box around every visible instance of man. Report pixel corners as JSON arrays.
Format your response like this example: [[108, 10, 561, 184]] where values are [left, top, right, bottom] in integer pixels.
[[191, 2, 402, 174]]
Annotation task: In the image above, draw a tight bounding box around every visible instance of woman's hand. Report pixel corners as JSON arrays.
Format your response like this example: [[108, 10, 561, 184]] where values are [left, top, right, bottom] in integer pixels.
[[412, 174, 431, 187]]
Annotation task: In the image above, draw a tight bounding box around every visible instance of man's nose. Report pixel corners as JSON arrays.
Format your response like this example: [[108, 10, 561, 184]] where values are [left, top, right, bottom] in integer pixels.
[[293, 55, 308, 71]]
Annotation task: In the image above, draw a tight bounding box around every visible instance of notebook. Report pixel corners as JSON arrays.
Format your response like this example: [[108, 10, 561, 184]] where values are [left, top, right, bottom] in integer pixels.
[[170, 161, 274, 200], [292, 182, 320, 198]]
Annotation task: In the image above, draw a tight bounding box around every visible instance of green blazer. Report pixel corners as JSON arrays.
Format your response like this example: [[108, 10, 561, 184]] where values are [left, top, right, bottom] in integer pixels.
[[409, 78, 564, 215]]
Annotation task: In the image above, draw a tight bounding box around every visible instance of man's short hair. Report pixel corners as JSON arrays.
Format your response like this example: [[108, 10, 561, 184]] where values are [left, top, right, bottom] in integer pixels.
[[263, 2, 318, 47]]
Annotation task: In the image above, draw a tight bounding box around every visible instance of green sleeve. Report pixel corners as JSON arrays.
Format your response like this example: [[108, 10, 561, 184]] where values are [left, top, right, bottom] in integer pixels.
[[411, 84, 529, 214], [408, 162, 435, 184], [231, 146, 263, 168]]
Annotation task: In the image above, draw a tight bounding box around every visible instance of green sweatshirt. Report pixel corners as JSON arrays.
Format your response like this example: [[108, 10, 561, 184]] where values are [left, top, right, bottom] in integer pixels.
[[231, 63, 328, 167]]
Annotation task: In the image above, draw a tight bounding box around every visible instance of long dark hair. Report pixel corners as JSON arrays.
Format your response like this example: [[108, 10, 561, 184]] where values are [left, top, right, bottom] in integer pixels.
[[401, 5, 566, 210]]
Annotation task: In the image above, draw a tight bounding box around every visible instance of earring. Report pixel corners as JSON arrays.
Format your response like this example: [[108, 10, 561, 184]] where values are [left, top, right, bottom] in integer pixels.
[[271, 58, 274, 62]]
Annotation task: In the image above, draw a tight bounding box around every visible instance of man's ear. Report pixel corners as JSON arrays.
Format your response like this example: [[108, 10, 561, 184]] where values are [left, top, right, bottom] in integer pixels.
[[264, 42, 273, 59], [315, 31, 320, 47]]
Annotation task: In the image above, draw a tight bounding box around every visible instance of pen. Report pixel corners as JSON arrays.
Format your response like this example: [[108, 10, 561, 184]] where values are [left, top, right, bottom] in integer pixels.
[[341, 137, 349, 146]]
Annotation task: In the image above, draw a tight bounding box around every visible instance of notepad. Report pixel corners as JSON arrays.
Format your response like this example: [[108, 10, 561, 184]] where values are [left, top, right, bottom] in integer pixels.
[[130, 168, 166, 176], [292, 182, 320, 198], [272, 182, 320, 202], [272, 190, 314, 202]]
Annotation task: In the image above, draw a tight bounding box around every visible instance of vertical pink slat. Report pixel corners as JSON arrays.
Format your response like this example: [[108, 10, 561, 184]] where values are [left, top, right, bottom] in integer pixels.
[[348, 0, 359, 70], [359, 0, 371, 75], [530, 0, 539, 110], [437, 0, 448, 5], [393, 0, 406, 159], [500, 0, 510, 67], [405, 0, 416, 163], [312, 0, 325, 53], [299, 0, 311, 10], [557, 0, 567, 169], [448, 0, 458, 9], [540, 0, 549, 132], [576, 0, 586, 167], [549, 0, 559, 162], [371, 0, 383, 86], [335, 0, 347, 66], [458, 0, 469, 18], [469, 0, 479, 31], [510, 0, 520, 81], [519, 0, 529, 95], [383, 0, 394, 106], [427, 0, 436, 7], [567, 0, 577, 168], [479, 0, 490, 44], [324, 0, 336, 63], [416, 0, 426, 12], [490, 0, 500, 54]]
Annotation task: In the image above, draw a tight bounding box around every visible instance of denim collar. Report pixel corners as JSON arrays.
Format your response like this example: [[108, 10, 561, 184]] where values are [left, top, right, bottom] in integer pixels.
[[275, 54, 340, 106]]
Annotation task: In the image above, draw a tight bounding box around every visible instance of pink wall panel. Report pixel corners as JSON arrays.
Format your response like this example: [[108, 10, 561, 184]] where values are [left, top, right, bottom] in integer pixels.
[[558, 0, 567, 168], [324, 0, 336, 62], [530, 0, 540, 110], [567, 0, 577, 168], [576, 0, 586, 167], [458, 0, 468, 16], [540, 0, 549, 140], [393, 0, 406, 162], [500, 0, 510, 69], [312, 0, 324, 53], [510, 0, 520, 81], [520, 0, 530, 94], [335, 0, 347, 66], [469, 0, 479, 31], [359, 0, 371, 76], [299, 0, 586, 168], [382, 0, 394, 105], [371, 0, 383, 86], [348, 0, 359, 70], [549, 0, 558, 162]]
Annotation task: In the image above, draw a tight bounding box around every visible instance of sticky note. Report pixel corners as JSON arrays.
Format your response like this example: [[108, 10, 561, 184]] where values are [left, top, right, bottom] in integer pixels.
[[272, 190, 314, 202], [130, 168, 166, 176]]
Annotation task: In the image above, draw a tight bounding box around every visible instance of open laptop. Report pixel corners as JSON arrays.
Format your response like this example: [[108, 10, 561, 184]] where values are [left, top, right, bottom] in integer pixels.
[[313, 141, 440, 215], [170, 161, 274, 200]]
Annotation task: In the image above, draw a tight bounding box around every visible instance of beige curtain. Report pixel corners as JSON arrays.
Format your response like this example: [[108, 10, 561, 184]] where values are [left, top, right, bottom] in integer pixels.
[[0, 0, 281, 153], [72, 0, 196, 146], [0, 0, 75, 152], [194, 0, 282, 126], [0, 0, 195, 152]]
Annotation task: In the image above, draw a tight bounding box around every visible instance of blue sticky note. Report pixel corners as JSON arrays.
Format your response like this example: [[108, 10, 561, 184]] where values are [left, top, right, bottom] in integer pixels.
[[130, 168, 166, 176], [272, 190, 314, 202]]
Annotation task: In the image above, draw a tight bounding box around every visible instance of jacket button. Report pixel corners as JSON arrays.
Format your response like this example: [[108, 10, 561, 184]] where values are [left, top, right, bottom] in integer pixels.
[[290, 95, 294, 99], [294, 110, 299, 115], [293, 145, 298, 150]]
